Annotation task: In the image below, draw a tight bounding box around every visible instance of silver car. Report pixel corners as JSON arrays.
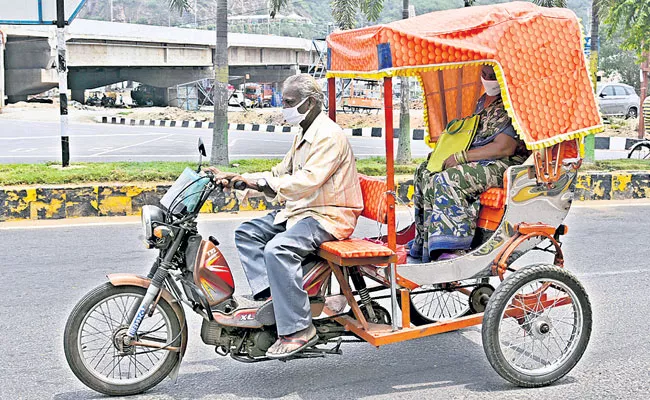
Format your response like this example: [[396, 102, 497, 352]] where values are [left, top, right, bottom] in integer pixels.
[[596, 83, 640, 119]]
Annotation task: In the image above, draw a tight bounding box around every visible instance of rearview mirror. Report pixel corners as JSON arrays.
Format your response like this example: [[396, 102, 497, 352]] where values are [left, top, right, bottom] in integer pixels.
[[599, 93, 606, 98], [198, 138, 207, 157]]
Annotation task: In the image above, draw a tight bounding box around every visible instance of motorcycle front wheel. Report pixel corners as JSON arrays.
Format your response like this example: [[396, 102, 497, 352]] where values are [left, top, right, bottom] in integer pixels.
[[64, 283, 181, 396]]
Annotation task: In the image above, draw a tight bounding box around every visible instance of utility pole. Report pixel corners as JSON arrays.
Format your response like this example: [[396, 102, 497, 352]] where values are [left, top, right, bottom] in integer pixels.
[[56, 0, 70, 167], [396, 0, 412, 164], [194, 0, 198, 27], [110, 0, 114, 22]]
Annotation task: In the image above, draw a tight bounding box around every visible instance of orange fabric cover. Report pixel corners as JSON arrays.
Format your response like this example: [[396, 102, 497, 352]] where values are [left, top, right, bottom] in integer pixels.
[[359, 174, 388, 223], [320, 238, 395, 258], [326, 1, 603, 149], [478, 188, 506, 231], [480, 187, 506, 209]]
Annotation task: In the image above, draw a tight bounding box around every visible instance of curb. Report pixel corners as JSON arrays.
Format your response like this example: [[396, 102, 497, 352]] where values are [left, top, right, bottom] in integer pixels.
[[97, 116, 427, 140], [595, 136, 646, 151], [1, 172, 649, 221], [97, 116, 641, 146]]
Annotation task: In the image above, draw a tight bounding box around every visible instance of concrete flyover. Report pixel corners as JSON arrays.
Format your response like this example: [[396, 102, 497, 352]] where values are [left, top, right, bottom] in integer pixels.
[[0, 19, 319, 104]]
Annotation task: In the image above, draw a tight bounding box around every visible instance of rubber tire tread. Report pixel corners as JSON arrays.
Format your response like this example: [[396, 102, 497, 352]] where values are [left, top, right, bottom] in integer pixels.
[[63, 283, 181, 396], [481, 264, 592, 388]]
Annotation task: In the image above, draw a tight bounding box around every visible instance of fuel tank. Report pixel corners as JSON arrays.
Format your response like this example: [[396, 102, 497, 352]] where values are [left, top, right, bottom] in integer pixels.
[[194, 240, 235, 306]]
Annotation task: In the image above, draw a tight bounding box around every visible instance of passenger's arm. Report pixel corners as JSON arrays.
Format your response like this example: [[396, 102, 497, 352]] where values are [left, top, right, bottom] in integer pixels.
[[466, 133, 518, 162], [443, 133, 518, 169]]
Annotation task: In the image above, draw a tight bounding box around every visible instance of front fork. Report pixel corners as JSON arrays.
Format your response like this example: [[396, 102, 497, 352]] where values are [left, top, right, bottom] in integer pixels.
[[125, 228, 186, 341]]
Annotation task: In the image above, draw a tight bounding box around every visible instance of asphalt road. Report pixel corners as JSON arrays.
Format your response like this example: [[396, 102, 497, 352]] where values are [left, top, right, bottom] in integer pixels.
[[1, 203, 649, 399], [0, 120, 625, 163], [0, 120, 432, 164]]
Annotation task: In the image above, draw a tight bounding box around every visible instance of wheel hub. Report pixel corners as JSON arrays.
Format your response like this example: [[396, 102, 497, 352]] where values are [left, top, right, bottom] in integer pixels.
[[112, 327, 135, 355], [530, 316, 553, 340]]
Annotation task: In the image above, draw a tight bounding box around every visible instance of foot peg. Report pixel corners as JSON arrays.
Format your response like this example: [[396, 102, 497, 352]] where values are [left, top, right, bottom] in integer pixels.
[[280, 338, 343, 361]]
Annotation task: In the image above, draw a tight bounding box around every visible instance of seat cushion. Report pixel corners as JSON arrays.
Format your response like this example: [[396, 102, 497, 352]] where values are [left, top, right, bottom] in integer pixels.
[[320, 238, 394, 258], [477, 187, 506, 231], [359, 175, 388, 223]]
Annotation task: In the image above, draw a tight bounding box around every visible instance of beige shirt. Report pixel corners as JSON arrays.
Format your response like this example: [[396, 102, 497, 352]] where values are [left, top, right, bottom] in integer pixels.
[[264, 112, 363, 240]]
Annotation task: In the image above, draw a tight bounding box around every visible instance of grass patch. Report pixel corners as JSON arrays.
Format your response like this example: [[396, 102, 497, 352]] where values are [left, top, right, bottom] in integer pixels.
[[117, 111, 133, 116], [0, 158, 424, 186], [2, 157, 647, 186], [585, 159, 650, 171]]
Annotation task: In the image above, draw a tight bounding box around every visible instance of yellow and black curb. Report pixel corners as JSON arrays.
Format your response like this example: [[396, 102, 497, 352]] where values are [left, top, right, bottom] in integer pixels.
[[1, 171, 649, 221]]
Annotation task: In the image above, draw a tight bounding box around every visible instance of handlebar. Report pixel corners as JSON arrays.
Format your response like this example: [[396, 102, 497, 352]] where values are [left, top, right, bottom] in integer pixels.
[[233, 180, 247, 191]]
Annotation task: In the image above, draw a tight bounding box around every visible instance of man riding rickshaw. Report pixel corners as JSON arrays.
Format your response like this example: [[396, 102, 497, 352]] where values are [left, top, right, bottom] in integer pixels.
[[63, 2, 603, 396]]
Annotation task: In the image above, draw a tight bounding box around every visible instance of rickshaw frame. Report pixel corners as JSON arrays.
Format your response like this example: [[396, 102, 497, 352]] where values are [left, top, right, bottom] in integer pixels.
[[317, 73, 576, 347]]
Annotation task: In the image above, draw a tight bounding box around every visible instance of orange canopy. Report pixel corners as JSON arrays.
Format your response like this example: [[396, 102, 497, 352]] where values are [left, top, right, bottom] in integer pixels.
[[326, 1, 603, 149]]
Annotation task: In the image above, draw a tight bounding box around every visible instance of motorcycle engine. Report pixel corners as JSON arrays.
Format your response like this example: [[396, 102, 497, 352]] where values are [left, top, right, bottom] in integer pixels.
[[201, 320, 276, 358]]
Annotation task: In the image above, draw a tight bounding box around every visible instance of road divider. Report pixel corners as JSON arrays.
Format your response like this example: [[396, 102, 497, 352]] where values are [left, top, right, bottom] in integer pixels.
[[96, 117, 644, 148], [1, 171, 649, 221]]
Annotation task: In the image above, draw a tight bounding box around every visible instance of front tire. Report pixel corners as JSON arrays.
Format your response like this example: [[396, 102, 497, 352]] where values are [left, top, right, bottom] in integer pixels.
[[64, 283, 181, 396], [482, 264, 592, 387]]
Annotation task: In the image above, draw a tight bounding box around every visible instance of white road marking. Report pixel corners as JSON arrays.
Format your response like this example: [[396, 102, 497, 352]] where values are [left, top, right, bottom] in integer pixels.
[[89, 134, 174, 156], [0, 133, 170, 140]]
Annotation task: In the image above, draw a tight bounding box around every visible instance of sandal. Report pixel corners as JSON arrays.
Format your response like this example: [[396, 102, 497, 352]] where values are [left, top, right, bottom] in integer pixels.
[[266, 325, 318, 359]]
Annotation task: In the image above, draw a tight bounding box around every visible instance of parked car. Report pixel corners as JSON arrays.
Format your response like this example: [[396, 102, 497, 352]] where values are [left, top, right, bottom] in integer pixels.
[[596, 83, 640, 119]]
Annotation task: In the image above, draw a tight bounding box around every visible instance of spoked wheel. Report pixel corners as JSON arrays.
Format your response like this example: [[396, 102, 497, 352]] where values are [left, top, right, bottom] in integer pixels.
[[408, 279, 486, 325], [482, 264, 592, 387], [628, 142, 650, 160], [64, 283, 181, 396]]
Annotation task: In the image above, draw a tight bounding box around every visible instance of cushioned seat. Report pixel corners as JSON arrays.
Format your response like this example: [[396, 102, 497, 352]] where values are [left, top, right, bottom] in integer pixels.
[[477, 187, 506, 231], [320, 238, 395, 258], [318, 175, 396, 266]]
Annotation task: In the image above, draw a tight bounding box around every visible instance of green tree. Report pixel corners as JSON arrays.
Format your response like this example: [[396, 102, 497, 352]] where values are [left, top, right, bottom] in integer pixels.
[[170, 0, 229, 165], [599, 26, 640, 91], [600, 0, 650, 61], [532, 0, 567, 7]]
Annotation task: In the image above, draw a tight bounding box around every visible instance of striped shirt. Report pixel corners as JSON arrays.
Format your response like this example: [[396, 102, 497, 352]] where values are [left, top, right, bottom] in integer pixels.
[[264, 112, 364, 240]]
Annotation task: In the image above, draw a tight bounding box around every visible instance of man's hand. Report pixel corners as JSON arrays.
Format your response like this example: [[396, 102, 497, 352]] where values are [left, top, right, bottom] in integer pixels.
[[443, 155, 458, 170], [204, 167, 239, 187]]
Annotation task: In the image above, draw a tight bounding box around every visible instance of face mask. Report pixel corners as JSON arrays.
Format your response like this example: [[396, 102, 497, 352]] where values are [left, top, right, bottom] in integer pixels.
[[282, 98, 310, 125], [481, 77, 501, 96]]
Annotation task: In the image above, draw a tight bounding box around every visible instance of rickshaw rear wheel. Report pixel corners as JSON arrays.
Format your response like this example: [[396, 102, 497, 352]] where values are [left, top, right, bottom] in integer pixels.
[[481, 264, 592, 387], [407, 278, 488, 325]]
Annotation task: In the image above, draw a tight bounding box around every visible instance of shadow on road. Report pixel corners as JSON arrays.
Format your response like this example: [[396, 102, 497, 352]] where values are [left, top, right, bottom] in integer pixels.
[[52, 328, 574, 400]]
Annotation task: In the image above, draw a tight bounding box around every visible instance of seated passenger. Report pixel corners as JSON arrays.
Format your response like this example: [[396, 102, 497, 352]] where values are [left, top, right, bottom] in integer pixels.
[[409, 65, 529, 262]]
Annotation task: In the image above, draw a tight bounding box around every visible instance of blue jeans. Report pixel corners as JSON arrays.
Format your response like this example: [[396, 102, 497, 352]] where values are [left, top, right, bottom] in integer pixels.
[[234, 211, 335, 335]]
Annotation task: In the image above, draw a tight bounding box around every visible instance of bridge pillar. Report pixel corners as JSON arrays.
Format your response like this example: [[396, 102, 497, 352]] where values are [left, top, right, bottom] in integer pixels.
[[71, 89, 86, 104], [7, 95, 27, 103]]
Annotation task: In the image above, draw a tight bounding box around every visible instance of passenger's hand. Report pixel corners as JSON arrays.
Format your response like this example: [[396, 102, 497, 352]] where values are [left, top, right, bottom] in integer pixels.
[[443, 155, 458, 169]]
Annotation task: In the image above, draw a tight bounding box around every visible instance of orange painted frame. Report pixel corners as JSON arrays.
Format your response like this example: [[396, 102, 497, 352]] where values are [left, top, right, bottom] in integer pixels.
[[325, 76, 573, 346]]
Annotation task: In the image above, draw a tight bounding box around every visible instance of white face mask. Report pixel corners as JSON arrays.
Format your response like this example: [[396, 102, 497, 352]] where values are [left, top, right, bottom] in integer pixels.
[[481, 77, 501, 96], [282, 98, 310, 125]]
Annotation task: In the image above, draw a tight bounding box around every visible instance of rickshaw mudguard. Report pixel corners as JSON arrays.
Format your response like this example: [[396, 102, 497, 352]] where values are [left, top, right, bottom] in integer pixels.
[[396, 165, 577, 285], [107, 274, 189, 362]]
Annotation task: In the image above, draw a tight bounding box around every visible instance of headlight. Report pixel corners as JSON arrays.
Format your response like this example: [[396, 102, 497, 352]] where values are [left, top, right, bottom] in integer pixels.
[[141, 205, 166, 241]]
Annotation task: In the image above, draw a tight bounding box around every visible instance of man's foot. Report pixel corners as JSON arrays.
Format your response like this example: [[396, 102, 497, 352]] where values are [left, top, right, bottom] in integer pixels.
[[266, 324, 318, 359]]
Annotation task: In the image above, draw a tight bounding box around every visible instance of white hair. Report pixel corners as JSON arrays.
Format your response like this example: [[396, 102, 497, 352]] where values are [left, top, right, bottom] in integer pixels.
[[283, 74, 324, 108]]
